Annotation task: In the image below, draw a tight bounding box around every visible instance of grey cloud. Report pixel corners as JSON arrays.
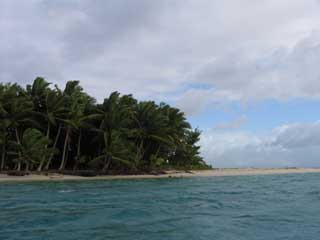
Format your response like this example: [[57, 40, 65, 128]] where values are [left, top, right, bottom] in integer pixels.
[[200, 121, 320, 168], [177, 33, 320, 114], [1, 0, 320, 105], [272, 122, 320, 149], [56, 0, 163, 60], [175, 88, 213, 115]]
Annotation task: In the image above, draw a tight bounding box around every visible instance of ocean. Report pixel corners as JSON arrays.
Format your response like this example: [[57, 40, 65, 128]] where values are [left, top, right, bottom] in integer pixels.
[[1, 173, 320, 240]]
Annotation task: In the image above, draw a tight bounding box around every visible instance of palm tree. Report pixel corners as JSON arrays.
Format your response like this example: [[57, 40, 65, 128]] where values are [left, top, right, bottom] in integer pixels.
[[92, 130, 135, 172], [58, 81, 80, 170], [58, 81, 95, 171], [0, 84, 37, 170], [0, 119, 10, 170], [168, 128, 204, 167], [26, 77, 51, 112], [66, 108, 98, 170], [94, 92, 133, 171], [160, 103, 191, 142], [0, 84, 11, 170], [25, 77, 56, 171], [40, 89, 66, 171], [131, 101, 174, 169], [8, 128, 54, 171]]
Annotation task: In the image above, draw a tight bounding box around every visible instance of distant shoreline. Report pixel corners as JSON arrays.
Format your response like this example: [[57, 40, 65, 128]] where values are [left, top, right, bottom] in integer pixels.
[[1, 168, 320, 182]]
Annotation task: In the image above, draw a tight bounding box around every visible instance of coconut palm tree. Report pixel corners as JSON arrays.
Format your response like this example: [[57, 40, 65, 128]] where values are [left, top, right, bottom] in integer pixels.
[[0, 118, 10, 170], [66, 104, 98, 170], [0, 84, 37, 170], [93, 92, 133, 171], [168, 128, 204, 167], [131, 101, 174, 169], [0, 84, 11, 170], [160, 103, 191, 142], [92, 130, 135, 172], [58, 81, 82, 170], [58, 81, 96, 170], [26, 77, 51, 112], [8, 128, 54, 171], [40, 89, 66, 171]]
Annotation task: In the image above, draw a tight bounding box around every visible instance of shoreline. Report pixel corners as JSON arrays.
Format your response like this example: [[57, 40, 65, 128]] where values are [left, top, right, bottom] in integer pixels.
[[1, 168, 320, 182]]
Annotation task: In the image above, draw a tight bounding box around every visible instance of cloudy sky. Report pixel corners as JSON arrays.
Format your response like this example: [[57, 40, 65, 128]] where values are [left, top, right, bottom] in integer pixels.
[[1, 0, 320, 167]]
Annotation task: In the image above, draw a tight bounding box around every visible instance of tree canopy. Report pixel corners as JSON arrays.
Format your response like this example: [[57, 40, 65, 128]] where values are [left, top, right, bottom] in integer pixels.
[[0, 78, 210, 174]]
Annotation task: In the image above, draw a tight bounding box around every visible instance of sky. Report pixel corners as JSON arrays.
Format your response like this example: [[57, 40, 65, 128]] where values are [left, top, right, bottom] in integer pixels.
[[1, 0, 320, 167]]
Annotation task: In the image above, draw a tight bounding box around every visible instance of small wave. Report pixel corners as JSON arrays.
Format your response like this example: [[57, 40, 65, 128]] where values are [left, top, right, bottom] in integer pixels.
[[308, 190, 320, 195], [58, 190, 75, 193], [234, 214, 254, 219]]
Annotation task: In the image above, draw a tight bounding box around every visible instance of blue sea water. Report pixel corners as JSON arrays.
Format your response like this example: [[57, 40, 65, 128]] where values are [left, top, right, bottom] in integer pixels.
[[1, 174, 320, 240]]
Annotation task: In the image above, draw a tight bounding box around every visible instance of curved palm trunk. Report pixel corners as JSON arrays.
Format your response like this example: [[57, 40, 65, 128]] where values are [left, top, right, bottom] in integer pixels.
[[15, 128, 21, 171], [59, 128, 70, 171], [45, 124, 62, 170], [1, 144, 5, 171], [73, 129, 82, 170], [102, 132, 112, 172], [25, 161, 30, 172], [102, 155, 112, 172], [136, 140, 145, 163], [37, 123, 50, 171]]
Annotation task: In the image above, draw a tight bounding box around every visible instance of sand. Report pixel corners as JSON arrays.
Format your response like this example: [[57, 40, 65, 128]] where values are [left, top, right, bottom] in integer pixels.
[[1, 168, 320, 182]]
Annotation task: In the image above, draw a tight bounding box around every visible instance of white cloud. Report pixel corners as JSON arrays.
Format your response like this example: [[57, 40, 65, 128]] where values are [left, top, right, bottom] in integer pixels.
[[1, 0, 320, 105], [200, 121, 320, 168], [177, 32, 320, 114], [213, 115, 248, 130]]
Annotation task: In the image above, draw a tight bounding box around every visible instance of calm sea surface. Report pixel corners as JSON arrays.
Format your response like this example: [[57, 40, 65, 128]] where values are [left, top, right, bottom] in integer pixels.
[[1, 174, 320, 240]]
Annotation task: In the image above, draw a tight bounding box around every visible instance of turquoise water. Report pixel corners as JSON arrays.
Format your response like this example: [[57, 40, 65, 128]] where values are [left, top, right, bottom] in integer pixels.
[[1, 174, 320, 240]]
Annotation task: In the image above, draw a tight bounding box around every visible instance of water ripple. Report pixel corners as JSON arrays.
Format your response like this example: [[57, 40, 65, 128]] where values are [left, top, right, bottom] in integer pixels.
[[1, 174, 320, 240]]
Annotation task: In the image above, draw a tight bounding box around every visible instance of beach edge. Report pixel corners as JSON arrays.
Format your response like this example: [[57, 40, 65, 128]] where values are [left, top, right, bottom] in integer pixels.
[[1, 168, 320, 182]]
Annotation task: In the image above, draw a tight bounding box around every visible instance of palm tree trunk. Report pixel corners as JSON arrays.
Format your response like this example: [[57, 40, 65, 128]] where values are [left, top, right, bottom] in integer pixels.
[[137, 140, 144, 162], [37, 123, 50, 171], [102, 132, 112, 172], [25, 161, 29, 172], [45, 124, 62, 170], [15, 128, 20, 144], [73, 129, 82, 170], [59, 128, 70, 171], [15, 128, 22, 171], [102, 155, 112, 172], [1, 144, 5, 171], [16, 161, 21, 171]]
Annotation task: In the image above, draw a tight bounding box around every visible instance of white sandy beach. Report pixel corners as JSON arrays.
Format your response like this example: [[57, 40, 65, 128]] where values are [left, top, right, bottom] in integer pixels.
[[1, 168, 320, 182]]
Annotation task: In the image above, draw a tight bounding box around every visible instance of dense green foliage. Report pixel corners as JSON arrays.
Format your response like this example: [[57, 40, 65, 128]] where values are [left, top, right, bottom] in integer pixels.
[[0, 78, 209, 173]]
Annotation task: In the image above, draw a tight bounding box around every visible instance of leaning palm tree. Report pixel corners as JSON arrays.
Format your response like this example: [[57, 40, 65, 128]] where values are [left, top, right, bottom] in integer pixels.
[[58, 81, 83, 170], [0, 119, 10, 170], [26, 77, 51, 112], [168, 128, 204, 167], [63, 109, 98, 170], [0, 84, 11, 170], [39, 89, 66, 171], [131, 101, 174, 169], [24, 77, 65, 171], [1, 84, 37, 170], [93, 92, 133, 171], [159, 103, 191, 142], [58, 81, 96, 171], [158, 103, 192, 164], [91, 130, 135, 172], [8, 128, 55, 171]]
